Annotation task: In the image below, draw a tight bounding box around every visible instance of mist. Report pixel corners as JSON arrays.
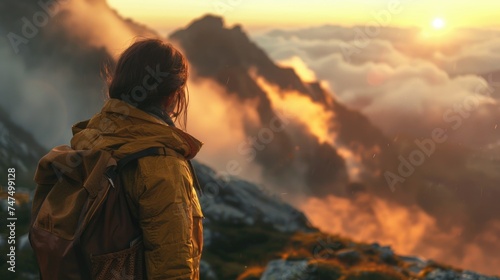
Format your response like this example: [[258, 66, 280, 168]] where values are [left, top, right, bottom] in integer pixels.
[[253, 27, 500, 147], [1, 0, 499, 275]]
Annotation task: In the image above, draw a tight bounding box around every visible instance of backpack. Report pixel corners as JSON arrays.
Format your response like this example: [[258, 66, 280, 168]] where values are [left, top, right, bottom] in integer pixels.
[[30, 145, 169, 280]]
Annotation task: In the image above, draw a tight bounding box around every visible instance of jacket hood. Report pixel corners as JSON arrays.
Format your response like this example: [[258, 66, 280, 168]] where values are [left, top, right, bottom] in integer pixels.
[[70, 99, 203, 159]]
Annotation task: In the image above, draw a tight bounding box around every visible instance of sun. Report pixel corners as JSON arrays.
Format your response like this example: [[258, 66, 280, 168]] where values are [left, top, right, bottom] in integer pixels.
[[432, 18, 446, 29], [420, 17, 450, 40]]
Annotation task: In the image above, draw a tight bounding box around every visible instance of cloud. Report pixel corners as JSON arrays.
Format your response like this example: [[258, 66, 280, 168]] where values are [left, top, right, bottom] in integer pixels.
[[252, 26, 499, 146], [57, 0, 159, 57], [186, 75, 265, 184], [0, 0, 162, 148], [276, 56, 318, 83], [254, 33, 409, 67], [250, 74, 360, 195], [436, 37, 500, 75], [254, 74, 335, 146], [0, 43, 93, 148], [300, 194, 500, 275], [258, 25, 500, 76], [253, 25, 500, 275]]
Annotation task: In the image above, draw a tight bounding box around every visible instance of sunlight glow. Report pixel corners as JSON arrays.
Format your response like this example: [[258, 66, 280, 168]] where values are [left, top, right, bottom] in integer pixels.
[[432, 18, 446, 29], [420, 17, 450, 40], [107, 1, 500, 32]]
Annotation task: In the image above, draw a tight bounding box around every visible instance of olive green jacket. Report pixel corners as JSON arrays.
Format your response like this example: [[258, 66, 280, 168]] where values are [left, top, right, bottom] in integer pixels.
[[71, 99, 204, 280]]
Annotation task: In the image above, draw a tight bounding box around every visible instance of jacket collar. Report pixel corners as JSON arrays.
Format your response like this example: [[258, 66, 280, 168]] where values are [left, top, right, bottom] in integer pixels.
[[142, 104, 176, 127], [71, 99, 203, 160]]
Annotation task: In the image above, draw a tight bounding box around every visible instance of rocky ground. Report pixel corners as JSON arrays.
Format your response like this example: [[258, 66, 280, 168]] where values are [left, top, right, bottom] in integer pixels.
[[193, 161, 500, 280], [0, 120, 498, 279]]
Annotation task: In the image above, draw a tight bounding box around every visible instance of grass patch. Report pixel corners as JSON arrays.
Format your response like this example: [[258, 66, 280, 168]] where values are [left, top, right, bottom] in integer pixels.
[[202, 222, 292, 279], [236, 266, 264, 280]]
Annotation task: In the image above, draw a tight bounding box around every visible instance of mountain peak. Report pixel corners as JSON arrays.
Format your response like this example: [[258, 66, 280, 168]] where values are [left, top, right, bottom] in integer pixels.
[[189, 14, 225, 31], [170, 14, 323, 101]]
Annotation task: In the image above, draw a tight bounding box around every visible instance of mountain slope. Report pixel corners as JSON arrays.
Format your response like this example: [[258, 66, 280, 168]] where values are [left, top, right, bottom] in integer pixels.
[[0, 0, 158, 148], [170, 15, 397, 198], [196, 161, 500, 280], [0, 106, 46, 187], [0, 116, 497, 279]]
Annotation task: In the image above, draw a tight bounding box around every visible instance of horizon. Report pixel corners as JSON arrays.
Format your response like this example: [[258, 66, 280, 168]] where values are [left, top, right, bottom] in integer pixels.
[[108, 0, 500, 35]]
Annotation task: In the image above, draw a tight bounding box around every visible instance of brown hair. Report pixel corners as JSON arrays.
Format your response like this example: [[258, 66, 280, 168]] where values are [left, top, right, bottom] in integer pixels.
[[106, 38, 189, 128]]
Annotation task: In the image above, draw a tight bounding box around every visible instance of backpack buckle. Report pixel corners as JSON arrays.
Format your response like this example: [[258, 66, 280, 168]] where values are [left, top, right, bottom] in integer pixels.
[[104, 166, 117, 189]]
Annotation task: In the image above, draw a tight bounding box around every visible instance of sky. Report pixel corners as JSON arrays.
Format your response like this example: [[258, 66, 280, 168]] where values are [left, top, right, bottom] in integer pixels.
[[107, 0, 500, 35]]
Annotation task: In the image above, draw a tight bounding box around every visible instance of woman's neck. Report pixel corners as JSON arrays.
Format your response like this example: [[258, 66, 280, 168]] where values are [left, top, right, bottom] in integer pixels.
[[143, 105, 176, 127]]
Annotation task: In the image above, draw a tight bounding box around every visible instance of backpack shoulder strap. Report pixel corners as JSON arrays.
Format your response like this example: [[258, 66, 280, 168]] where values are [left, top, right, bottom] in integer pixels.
[[111, 146, 203, 194], [105, 147, 171, 184], [116, 147, 172, 171]]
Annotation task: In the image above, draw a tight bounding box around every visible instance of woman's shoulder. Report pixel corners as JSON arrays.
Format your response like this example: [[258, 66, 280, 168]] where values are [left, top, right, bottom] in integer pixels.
[[136, 148, 189, 175]]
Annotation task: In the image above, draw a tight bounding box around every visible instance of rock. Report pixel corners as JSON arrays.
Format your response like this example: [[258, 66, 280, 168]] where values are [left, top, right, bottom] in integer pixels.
[[193, 161, 315, 233], [203, 226, 213, 247], [400, 255, 429, 274], [200, 260, 218, 280], [0, 107, 46, 178], [371, 243, 395, 263], [260, 259, 309, 280], [425, 268, 500, 280], [379, 247, 395, 262], [19, 233, 30, 250], [336, 249, 361, 265]]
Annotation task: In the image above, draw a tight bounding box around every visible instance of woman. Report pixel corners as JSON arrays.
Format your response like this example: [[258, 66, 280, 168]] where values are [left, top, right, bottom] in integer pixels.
[[70, 39, 204, 279]]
